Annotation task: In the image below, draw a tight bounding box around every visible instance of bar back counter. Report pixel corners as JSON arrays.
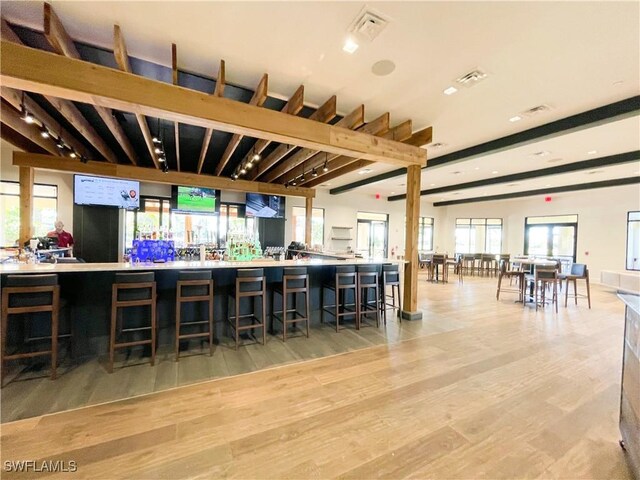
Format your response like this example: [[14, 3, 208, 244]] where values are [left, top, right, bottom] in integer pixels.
[[0, 259, 404, 359]]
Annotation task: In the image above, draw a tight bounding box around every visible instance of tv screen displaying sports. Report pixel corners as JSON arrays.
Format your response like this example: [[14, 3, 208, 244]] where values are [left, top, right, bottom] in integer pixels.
[[74, 175, 139, 209], [172, 186, 219, 214], [246, 193, 285, 218]]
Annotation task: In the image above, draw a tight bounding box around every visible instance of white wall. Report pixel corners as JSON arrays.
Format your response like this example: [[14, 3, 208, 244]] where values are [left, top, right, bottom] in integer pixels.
[[0, 142, 74, 236], [284, 189, 445, 257], [437, 184, 640, 280]]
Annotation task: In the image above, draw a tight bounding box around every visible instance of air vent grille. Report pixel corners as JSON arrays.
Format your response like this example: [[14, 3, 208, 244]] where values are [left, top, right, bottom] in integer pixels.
[[455, 69, 488, 88], [350, 8, 389, 42], [523, 104, 552, 116]]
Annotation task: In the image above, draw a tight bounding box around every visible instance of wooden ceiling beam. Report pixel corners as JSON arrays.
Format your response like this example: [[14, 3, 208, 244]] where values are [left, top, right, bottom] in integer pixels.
[[0, 123, 49, 155], [300, 120, 412, 187], [113, 25, 157, 168], [1, 41, 426, 167], [44, 3, 138, 165], [260, 104, 365, 183], [1, 17, 118, 163], [1, 100, 62, 156], [280, 112, 393, 185], [213, 73, 269, 176], [305, 125, 431, 189], [196, 59, 226, 174], [14, 152, 315, 199], [251, 95, 336, 181], [172, 43, 181, 172], [237, 84, 304, 176], [1, 86, 93, 160]]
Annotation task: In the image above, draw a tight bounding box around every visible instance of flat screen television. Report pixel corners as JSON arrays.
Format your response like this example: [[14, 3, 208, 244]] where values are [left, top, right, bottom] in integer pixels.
[[171, 186, 220, 215], [74, 175, 139, 209], [246, 193, 285, 218]]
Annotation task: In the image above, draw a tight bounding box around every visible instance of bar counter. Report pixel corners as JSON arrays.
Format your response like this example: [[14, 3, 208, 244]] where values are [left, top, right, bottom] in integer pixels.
[[1, 258, 404, 357]]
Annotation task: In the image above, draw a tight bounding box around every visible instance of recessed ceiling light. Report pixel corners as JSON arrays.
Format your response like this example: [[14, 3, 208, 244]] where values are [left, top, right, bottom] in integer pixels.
[[587, 150, 598, 155], [343, 38, 359, 54], [474, 167, 480, 170], [443, 86, 458, 96], [439, 198, 445, 201], [452, 171, 464, 175], [491, 170, 499, 174], [320, 183, 331, 187], [545, 184, 551, 187], [430, 183, 436, 186], [358, 168, 372, 175], [372, 59, 395, 76], [509, 115, 522, 123], [613, 80, 624, 87], [390, 191, 395, 194]]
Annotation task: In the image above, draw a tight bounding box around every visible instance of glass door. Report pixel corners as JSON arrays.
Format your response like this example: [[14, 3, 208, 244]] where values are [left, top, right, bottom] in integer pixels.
[[371, 221, 387, 258], [356, 221, 371, 258], [524, 216, 578, 261]]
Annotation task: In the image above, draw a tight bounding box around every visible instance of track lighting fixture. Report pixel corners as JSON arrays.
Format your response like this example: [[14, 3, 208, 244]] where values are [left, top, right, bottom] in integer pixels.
[[232, 172, 239, 180], [21, 106, 35, 124], [240, 167, 247, 175], [291, 180, 297, 186], [162, 162, 169, 173], [252, 153, 261, 162], [246, 161, 253, 169], [300, 173, 305, 182], [80, 155, 88, 164], [40, 126, 50, 139], [323, 163, 329, 173], [154, 146, 163, 155], [312, 168, 318, 177], [56, 138, 65, 149], [152, 136, 161, 144], [69, 150, 78, 158]]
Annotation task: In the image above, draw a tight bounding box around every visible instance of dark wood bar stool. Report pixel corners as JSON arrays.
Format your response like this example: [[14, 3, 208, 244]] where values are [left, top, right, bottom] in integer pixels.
[[496, 260, 524, 301], [228, 268, 266, 349], [480, 254, 495, 277], [432, 254, 448, 283], [563, 263, 592, 308], [109, 272, 156, 373], [357, 265, 380, 328], [462, 254, 475, 276], [175, 270, 214, 361], [271, 267, 310, 341], [321, 265, 358, 331], [1, 274, 60, 385], [380, 264, 401, 324]]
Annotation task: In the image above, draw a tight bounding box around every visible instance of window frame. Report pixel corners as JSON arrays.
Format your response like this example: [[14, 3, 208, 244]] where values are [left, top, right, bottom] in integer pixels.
[[454, 217, 503, 254], [626, 211, 640, 271], [523, 214, 578, 262], [291, 206, 325, 246]]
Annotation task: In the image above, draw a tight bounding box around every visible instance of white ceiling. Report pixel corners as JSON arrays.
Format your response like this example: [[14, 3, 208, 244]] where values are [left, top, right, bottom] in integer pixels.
[[2, 1, 639, 202]]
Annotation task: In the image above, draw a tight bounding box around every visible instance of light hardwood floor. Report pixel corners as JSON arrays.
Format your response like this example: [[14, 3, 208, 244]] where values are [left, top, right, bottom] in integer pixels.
[[0, 276, 634, 479]]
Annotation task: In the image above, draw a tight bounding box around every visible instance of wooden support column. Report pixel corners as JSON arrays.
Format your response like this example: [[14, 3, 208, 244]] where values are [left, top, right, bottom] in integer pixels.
[[402, 164, 422, 320], [19, 166, 34, 245], [305, 196, 313, 246]]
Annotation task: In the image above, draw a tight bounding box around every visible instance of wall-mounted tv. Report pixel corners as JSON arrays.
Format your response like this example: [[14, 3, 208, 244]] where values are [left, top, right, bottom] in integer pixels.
[[74, 174, 139, 209], [246, 193, 285, 218], [171, 186, 220, 215]]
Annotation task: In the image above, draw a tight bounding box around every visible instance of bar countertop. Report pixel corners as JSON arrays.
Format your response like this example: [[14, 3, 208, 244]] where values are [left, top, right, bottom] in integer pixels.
[[618, 292, 640, 314], [0, 258, 404, 274]]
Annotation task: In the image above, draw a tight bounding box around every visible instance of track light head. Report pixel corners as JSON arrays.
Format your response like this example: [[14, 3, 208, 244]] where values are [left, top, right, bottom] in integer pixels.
[[300, 173, 305, 182], [232, 173, 239, 180], [152, 136, 161, 144], [21, 106, 35, 124], [40, 127, 50, 139], [291, 180, 297, 186], [312, 168, 318, 177], [246, 161, 253, 169], [69, 150, 77, 158], [252, 153, 261, 162], [154, 147, 164, 155], [80, 155, 89, 164], [162, 162, 169, 173], [323, 163, 329, 173]]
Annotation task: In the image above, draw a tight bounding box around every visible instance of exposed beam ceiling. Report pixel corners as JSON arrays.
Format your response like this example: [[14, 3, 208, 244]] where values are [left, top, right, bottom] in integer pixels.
[[13, 152, 316, 198], [330, 96, 640, 195], [251, 95, 337, 180], [43, 3, 138, 165], [0, 124, 49, 155], [298, 120, 413, 187], [434, 177, 640, 206], [113, 24, 157, 168], [388, 150, 640, 201], [213, 73, 268, 176], [0, 17, 116, 163], [1, 100, 62, 156], [196, 59, 225, 174], [260, 104, 365, 183]]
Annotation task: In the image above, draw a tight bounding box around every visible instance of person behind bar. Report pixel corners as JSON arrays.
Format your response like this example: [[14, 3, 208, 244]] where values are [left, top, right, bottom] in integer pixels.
[[47, 220, 74, 256]]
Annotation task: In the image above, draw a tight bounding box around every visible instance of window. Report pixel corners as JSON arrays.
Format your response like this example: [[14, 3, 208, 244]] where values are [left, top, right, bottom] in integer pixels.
[[627, 211, 640, 271], [291, 207, 325, 246], [418, 217, 434, 251], [125, 197, 171, 248], [357, 212, 388, 259], [455, 218, 502, 254], [0, 181, 57, 246], [524, 214, 578, 262]]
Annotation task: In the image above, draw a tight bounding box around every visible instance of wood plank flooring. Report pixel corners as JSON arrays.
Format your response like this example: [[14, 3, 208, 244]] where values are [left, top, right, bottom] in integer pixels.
[[0, 276, 634, 479]]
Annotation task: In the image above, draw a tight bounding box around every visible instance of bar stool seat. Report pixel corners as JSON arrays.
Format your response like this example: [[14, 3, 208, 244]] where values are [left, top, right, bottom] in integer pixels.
[[562, 263, 592, 308], [175, 270, 214, 361], [228, 268, 266, 349], [1, 274, 60, 385], [358, 264, 380, 328], [109, 272, 156, 373], [379, 264, 401, 324], [321, 265, 358, 331], [271, 267, 310, 341]]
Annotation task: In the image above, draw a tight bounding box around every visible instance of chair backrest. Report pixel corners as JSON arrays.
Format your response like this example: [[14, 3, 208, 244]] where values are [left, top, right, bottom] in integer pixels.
[[499, 259, 508, 274], [283, 267, 308, 289], [535, 265, 557, 280], [570, 263, 587, 277], [335, 265, 356, 287], [178, 270, 212, 297], [237, 268, 265, 293], [357, 264, 379, 285], [115, 272, 155, 301], [383, 264, 400, 284], [5, 274, 59, 308], [433, 254, 446, 264]]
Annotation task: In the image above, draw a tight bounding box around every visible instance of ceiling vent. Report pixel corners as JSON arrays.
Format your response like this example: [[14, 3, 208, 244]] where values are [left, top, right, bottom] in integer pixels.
[[523, 104, 552, 116], [349, 8, 389, 42], [530, 150, 551, 158], [455, 69, 488, 88]]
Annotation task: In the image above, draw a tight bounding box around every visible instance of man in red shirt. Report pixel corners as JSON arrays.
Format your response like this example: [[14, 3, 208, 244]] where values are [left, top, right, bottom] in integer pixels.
[[47, 220, 74, 255]]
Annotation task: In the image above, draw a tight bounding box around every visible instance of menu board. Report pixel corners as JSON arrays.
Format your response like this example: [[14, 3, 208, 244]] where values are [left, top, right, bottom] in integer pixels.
[[74, 175, 140, 209]]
